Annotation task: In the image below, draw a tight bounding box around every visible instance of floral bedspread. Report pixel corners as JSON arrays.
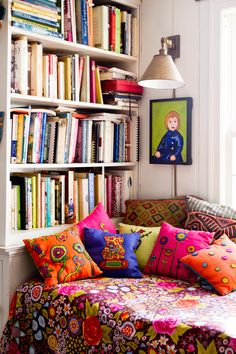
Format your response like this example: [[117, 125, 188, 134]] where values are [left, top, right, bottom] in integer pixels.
[[1, 276, 236, 354]]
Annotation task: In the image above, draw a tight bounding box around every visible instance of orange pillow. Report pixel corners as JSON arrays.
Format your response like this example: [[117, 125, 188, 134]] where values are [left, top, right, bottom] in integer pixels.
[[24, 225, 102, 287], [180, 234, 236, 295]]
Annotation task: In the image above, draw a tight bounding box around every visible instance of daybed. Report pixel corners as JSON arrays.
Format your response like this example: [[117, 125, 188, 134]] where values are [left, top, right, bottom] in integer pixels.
[[1, 197, 236, 354]]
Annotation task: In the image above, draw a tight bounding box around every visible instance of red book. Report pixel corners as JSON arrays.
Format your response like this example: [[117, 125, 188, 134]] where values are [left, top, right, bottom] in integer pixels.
[[101, 79, 144, 94], [90, 60, 96, 103], [109, 6, 116, 51]]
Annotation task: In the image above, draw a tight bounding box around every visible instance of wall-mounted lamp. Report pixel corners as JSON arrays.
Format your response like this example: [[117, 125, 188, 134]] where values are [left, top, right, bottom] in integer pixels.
[[138, 35, 185, 90]]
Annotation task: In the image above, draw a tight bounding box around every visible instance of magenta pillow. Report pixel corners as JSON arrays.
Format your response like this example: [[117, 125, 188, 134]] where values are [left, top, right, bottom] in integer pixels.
[[143, 222, 214, 282], [77, 203, 117, 240]]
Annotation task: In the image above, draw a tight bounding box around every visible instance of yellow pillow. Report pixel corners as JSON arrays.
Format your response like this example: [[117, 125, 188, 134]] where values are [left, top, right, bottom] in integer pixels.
[[119, 223, 160, 270]]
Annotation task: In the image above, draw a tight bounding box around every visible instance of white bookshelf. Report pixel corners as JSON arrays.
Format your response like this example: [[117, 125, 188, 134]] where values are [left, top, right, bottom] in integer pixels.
[[0, 0, 141, 333]]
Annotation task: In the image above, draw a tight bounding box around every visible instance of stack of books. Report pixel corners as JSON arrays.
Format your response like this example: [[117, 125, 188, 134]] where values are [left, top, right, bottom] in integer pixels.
[[100, 67, 143, 108], [11, 0, 63, 39]]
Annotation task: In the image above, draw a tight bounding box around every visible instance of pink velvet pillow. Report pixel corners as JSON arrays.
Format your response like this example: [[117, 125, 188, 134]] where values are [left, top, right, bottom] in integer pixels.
[[77, 203, 117, 240], [143, 222, 214, 281]]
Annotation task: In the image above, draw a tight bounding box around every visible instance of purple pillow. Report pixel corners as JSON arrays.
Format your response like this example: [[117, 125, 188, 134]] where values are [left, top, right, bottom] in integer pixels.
[[83, 228, 142, 278]]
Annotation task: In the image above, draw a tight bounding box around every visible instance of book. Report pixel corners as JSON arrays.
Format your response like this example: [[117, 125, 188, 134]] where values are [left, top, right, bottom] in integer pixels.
[[94, 173, 104, 205], [95, 66, 103, 104], [80, 0, 88, 45], [99, 67, 136, 81], [80, 55, 90, 102], [14, 36, 28, 95], [11, 114, 18, 163], [12, 21, 63, 39], [16, 114, 24, 163], [110, 170, 134, 214], [87, 0, 94, 47], [101, 79, 144, 94], [55, 116, 67, 163], [57, 61, 65, 99], [65, 170, 75, 224], [30, 41, 43, 96], [90, 59, 96, 104], [93, 5, 109, 50], [115, 7, 121, 53], [109, 5, 116, 51], [78, 176, 89, 219]]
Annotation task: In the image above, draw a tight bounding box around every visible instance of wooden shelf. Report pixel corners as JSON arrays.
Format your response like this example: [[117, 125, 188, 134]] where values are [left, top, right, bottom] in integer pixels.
[[9, 162, 137, 172], [11, 27, 137, 64]]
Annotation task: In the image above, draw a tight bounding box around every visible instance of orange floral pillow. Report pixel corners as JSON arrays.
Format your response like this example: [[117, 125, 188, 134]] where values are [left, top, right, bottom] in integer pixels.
[[24, 225, 102, 287], [180, 234, 236, 295]]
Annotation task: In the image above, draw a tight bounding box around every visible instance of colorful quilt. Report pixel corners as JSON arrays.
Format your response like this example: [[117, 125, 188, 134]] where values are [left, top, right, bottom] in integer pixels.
[[1, 276, 236, 353]]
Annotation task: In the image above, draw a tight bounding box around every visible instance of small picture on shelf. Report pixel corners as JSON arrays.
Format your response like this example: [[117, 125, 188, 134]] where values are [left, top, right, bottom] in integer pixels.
[[150, 97, 192, 165]]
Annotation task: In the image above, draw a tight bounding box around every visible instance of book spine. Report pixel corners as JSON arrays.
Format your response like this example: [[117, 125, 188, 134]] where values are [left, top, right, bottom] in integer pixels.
[[88, 172, 95, 213], [50, 178, 56, 226], [64, 113, 72, 163], [15, 185, 22, 230], [12, 21, 63, 39], [11, 114, 18, 163], [31, 175, 37, 228], [86, 120, 93, 163], [87, 0, 94, 47], [16, 114, 24, 163], [41, 179, 46, 228], [36, 172, 41, 228], [65, 170, 75, 223], [30, 41, 43, 96], [81, 0, 88, 45], [14, 36, 28, 95], [27, 177, 33, 229], [45, 177, 51, 227], [39, 113, 47, 163], [115, 7, 121, 53], [12, 10, 60, 27], [90, 59, 96, 103], [81, 120, 87, 163], [57, 61, 65, 100], [22, 114, 30, 164], [109, 6, 116, 51], [60, 175, 65, 224], [106, 174, 112, 217], [54, 179, 60, 225], [43, 55, 49, 97]]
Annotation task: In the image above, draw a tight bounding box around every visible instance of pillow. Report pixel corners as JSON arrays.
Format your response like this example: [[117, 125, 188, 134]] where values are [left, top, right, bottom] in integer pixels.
[[143, 222, 214, 282], [77, 202, 117, 239], [186, 195, 236, 219], [125, 198, 187, 228], [119, 223, 161, 270], [83, 227, 142, 278], [185, 211, 236, 243], [180, 234, 236, 295], [24, 225, 102, 287]]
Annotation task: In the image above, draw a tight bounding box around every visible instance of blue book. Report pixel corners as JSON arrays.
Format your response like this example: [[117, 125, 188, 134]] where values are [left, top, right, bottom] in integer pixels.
[[12, 10, 59, 28], [18, 0, 58, 10], [81, 120, 87, 163], [119, 121, 125, 162], [88, 172, 95, 213], [80, 0, 88, 45], [113, 123, 119, 162], [39, 113, 47, 163], [45, 176, 51, 227], [12, 21, 63, 39]]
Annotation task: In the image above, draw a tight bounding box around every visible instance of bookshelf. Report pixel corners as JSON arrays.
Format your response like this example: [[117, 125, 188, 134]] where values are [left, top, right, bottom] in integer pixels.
[[0, 0, 141, 333]]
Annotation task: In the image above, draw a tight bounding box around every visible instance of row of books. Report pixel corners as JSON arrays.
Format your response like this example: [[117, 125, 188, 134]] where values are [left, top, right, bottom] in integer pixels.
[[11, 0, 63, 39], [10, 109, 132, 164], [10, 169, 134, 230], [11, 0, 138, 56], [11, 36, 142, 106], [11, 36, 103, 102]]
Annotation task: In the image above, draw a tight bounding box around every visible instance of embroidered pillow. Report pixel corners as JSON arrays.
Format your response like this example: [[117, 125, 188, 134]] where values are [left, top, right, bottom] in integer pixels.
[[180, 234, 236, 295], [185, 211, 236, 243], [77, 202, 117, 240], [186, 195, 236, 219], [143, 222, 214, 281], [83, 227, 142, 278], [24, 225, 102, 287], [125, 198, 187, 228], [119, 223, 161, 270]]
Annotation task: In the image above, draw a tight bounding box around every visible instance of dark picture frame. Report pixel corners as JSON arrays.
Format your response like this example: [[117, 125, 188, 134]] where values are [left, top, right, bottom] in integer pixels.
[[150, 97, 193, 165]]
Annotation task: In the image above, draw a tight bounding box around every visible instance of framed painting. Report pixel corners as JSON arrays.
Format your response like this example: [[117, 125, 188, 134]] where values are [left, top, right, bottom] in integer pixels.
[[150, 97, 193, 165]]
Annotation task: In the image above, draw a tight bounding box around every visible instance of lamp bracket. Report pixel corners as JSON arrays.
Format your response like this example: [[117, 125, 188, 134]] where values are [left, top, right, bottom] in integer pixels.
[[161, 35, 180, 60]]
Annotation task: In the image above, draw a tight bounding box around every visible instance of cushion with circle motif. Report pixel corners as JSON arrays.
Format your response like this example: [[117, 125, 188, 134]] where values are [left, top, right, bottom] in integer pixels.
[[83, 227, 142, 278], [143, 222, 214, 282], [24, 225, 102, 287], [76, 202, 117, 240], [180, 234, 236, 295]]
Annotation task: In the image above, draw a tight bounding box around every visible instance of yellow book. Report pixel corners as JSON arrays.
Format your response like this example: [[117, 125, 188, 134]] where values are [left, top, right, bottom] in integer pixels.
[[12, 2, 59, 18], [11, 16, 58, 32], [30, 42, 43, 96], [95, 66, 103, 104], [31, 175, 37, 228], [59, 56, 72, 101], [16, 114, 24, 163]]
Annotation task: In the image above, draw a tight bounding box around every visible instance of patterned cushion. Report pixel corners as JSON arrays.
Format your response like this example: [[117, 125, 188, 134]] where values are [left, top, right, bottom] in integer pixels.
[[143, 222, 214, 282], [119, 223, 161, 270], [24, 225, 102, 287], [77, 202, 117, 240], [186, 195, 236, 219], [185, 211, 236, 242], [83, 227, 142, 278], [125, 198, 187, 228], [181, 234, 236, 295]]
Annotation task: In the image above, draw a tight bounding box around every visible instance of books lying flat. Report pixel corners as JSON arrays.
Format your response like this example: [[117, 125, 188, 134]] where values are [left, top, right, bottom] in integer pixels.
[[101, 79, 144, 94]]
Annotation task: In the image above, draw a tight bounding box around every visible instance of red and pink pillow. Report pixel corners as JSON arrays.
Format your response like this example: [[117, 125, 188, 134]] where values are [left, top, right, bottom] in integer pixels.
[[143, 222, 214, 282]]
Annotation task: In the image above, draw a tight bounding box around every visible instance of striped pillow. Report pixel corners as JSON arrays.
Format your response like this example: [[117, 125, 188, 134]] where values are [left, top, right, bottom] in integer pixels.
[[186, 195, 236, 219]]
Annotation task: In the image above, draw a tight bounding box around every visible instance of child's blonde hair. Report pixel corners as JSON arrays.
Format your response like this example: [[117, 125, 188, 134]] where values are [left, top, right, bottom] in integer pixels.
[[165, 111, 181, 129]]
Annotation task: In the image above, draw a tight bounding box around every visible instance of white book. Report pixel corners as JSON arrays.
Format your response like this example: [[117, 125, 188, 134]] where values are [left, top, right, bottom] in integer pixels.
[[60, 175, 65, 224], [41, 179, 46, 228], [86, 120, 93, 163], [14, 36, 28, 95], [43, 55, 49, 97], [36, 172, 41, 229], [93, 5, 109, 50], [74, 53, 80, 101], [78, 177, 89, 220], [50, 179, 56, 227], [55, 117, 67, 163], [103, 120, 113, 163], [68, 116, 78, 163], [30, 41, 43, 96], [57, 61, 65, 100]]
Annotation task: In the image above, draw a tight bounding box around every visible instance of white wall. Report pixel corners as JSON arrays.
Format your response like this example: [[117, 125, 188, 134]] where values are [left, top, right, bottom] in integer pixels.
[[139, 0, 210, 199]]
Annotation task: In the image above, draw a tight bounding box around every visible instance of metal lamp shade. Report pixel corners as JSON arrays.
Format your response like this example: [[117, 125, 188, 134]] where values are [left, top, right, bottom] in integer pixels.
[[138, 53, 185, 89]]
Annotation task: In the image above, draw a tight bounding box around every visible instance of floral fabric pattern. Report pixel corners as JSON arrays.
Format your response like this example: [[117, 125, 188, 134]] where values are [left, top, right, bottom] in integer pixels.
[[1, 276, 236, 353]]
